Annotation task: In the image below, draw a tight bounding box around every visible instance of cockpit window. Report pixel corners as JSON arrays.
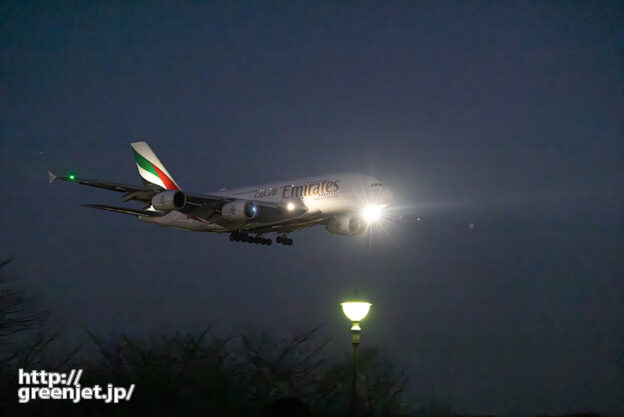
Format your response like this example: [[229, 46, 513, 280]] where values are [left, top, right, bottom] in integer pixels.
[[370, 183, 383, 187]]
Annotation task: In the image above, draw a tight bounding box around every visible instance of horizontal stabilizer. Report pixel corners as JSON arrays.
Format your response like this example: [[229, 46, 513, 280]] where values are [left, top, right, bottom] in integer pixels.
[[81, 204, 164, 217]]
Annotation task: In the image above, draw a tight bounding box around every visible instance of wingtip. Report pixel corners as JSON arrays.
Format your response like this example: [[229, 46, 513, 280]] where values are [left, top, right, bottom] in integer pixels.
[[48, 171, 57, 184]]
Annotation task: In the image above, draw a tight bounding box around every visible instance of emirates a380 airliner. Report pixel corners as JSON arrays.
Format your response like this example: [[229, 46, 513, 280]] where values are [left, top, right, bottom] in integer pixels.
[[49, 142, 393, 246]]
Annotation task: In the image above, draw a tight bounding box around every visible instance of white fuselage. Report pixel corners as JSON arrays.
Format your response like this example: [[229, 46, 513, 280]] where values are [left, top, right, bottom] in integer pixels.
[[140, 173, 393, 233]]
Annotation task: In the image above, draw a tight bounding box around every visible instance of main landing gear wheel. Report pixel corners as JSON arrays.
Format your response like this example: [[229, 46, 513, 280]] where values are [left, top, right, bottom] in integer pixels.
[[229, 232, 272, 246], [276, 235, 293, 246], [253, 235, 271, 245]]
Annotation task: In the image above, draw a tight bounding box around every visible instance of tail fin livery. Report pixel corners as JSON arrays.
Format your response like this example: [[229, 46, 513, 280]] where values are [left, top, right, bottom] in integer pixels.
[[130, 142, 181, 190]]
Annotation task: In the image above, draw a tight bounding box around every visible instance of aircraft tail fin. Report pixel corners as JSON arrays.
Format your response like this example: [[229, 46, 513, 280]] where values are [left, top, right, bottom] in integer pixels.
[[130, 142, 181, 190]]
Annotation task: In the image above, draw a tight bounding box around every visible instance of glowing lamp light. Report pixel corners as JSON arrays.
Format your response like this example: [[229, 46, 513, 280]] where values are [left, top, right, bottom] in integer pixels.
[[341, 301, 371, 323], [68, 174, 76, 181], [362, 205, 382, 223], [287, 202, 295, 211], [341, 299, 372, 412]]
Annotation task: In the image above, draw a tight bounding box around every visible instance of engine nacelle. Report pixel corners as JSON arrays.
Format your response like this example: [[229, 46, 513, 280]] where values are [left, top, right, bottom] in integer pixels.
[[221, 200, 259, 220], [326, 215, 367, 236], [151, 190, 186, 211]]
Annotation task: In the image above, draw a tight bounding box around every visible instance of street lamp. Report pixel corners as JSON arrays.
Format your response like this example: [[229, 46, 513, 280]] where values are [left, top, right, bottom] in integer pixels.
[[341, 300, 371, 416]]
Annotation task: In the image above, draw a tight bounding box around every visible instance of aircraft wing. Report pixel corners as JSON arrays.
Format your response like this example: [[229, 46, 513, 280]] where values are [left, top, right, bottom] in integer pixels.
[[49, 172, 153, 200], [49, 172, 303, 221], [49, 172, 224, 207], [184, 193, 292, 210], [81, 204, 165, 217], [183, 193, 303, 224]]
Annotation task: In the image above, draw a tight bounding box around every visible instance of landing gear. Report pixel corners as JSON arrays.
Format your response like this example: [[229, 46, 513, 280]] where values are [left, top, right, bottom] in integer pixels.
[[229, 232, 272, 246], [276, 234, 293, 246], [228, 231, 291, 246], [252, 236, 272, 245]]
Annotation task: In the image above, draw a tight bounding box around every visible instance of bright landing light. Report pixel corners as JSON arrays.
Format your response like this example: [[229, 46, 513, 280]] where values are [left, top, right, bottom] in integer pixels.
[[341, 302, 372, 322], [287, 202, 295, 211], [362, 205, 382, 223]]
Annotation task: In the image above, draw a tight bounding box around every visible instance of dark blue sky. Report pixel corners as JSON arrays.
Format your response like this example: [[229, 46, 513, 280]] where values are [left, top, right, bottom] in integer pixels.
[[1, 1, 623, 415]]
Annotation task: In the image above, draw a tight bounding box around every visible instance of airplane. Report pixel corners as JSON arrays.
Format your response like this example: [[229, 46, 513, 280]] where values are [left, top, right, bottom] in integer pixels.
[[49, 142, 394, 246]]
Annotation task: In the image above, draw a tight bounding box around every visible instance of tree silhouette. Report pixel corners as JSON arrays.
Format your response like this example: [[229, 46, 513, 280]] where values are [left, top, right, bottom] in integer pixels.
[[238, 326, 328, 409], [312, 348, 408, 417], [0, 258, 443, 417], [0, 258, 50, 369], [0, 258, 78, 416]]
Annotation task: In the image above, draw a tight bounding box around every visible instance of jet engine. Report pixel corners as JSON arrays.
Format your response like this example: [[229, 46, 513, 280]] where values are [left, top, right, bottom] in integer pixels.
[[151, 190, 186, 211], [221, 200, 259, 220], [326, 215, 367, 236]]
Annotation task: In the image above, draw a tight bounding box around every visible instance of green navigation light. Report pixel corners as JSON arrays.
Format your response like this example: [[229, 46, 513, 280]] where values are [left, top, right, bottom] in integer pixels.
[[68, 174, 76, 181]]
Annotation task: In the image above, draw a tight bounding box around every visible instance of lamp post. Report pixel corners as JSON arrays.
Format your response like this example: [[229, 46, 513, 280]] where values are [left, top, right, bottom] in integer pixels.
[[341, 301, 371, 417]]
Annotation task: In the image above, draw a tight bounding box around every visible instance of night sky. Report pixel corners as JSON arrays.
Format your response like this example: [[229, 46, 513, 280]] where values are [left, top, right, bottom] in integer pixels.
[[1, 1, 623, 415]]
